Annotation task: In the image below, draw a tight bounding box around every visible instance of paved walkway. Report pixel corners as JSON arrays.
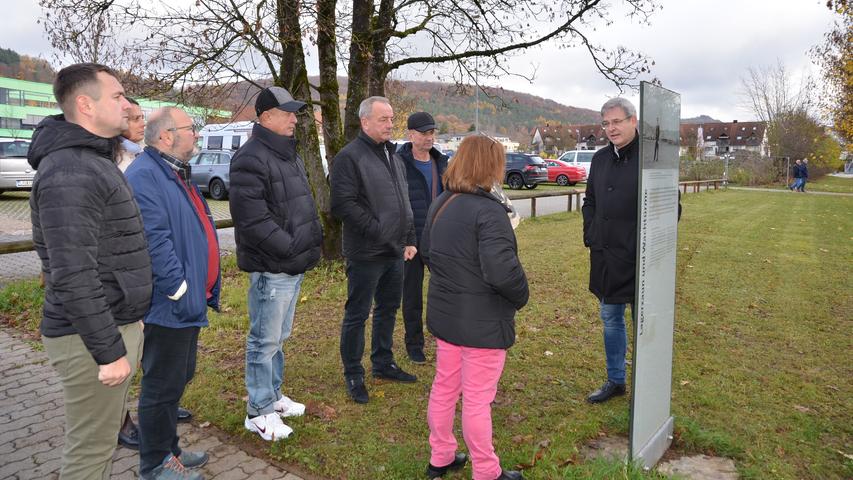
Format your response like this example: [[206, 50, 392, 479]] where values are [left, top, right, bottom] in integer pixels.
[[729, 186, 853, 196], [0, 329, 307, 480]]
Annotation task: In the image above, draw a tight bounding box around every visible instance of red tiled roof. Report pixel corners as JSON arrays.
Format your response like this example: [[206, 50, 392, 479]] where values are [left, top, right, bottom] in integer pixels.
[[680, 121, 766, 146]]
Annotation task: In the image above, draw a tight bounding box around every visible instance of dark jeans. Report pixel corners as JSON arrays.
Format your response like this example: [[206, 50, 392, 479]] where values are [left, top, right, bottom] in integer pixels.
[[138, 324, 199, 477], [340, 257, 403, 379], [402, 252, 426, 353]]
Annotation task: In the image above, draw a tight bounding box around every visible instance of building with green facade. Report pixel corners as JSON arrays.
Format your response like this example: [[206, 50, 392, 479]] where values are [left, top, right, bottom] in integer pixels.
[[0, 76, 229, 140]]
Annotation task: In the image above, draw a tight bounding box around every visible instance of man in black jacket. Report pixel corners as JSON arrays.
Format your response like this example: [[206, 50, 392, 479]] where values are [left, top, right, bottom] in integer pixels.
[[28, 63, 152, 479], [582, 97, 641, 404], [331, 96, 418, 404], [229, 87, 324, 439], [399, 112, 448, 364]]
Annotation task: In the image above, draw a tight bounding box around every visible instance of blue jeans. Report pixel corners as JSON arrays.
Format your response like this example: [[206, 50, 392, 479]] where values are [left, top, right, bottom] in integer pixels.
[[600, 302, 632, 385], [340, 258, 403, 379], [245, 271, 304, 417]]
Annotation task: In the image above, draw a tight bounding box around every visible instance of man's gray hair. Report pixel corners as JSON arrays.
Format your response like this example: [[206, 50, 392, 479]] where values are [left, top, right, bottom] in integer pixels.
[[600, 97, 637, 118], [144, 107, 178, 146], [358, 96, 391, 119]]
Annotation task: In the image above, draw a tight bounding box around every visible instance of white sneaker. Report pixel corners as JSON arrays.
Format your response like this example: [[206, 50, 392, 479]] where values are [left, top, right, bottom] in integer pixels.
[[244, 413, 293, 441], [273, 395, 306, 417]]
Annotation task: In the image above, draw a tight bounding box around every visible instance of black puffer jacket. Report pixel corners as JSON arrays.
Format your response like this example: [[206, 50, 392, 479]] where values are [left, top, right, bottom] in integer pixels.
[[421, 189, 529, 349], [229, 123, 323, 274], [398, 142, 448, 245], [28, 115, 152, 365], [330, 131, 415, 260]]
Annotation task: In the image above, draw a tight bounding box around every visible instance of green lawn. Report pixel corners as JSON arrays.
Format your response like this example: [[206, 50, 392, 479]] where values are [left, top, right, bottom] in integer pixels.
[[798, 175, 853, 194], [1, 189, 851, 479]]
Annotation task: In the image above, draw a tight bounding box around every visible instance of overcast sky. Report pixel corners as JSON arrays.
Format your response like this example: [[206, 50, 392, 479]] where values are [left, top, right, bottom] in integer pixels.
[[6, 0, 838, 121]]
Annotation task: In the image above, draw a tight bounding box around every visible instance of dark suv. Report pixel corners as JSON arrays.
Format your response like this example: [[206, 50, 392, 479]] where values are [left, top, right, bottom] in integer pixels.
[[504, 153, 548, 189]]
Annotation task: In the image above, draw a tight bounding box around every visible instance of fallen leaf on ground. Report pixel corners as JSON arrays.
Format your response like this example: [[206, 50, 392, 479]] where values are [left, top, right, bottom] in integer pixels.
[[793, 405, 812, 413], [199, 421, 210, 428]]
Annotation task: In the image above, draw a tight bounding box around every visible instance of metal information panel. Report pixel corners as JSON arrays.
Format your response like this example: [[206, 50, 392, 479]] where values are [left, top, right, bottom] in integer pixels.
[[630, 81, 681, 469]]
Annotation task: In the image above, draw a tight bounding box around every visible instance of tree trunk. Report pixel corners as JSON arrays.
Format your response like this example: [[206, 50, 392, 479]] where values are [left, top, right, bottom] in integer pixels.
[[317, 0, 345, 160], [367, 0, 394, 98], [343, 0, 373, 142], [278, 0, 340, 259], [316, 0, 344, 257]]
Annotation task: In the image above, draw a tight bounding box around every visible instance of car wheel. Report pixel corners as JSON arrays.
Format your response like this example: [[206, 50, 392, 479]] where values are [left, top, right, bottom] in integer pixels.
[[507, 173, 523, 190], [556, 174, 569, 186], [209, 178, 228, 200], [525, 183, 538, 189]]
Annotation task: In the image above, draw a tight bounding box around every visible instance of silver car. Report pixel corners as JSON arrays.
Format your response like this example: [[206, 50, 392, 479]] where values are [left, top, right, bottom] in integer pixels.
[[190, 150, 232, 200], [0, 140, 34, 195]]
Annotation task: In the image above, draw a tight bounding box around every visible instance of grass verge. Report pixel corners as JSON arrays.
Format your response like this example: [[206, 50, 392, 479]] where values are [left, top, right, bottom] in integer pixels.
[[0, 189, 850, 479]]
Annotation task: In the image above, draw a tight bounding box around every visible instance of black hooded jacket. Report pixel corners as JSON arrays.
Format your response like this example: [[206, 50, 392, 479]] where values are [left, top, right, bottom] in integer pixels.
[[28, 115, 152, 365]]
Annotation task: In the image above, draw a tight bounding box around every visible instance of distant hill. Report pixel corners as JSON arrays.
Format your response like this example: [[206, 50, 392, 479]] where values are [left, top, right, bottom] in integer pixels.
[[218, 78, 600, 143], [0, 47, 56, 83], [681, 115, 722, 124]]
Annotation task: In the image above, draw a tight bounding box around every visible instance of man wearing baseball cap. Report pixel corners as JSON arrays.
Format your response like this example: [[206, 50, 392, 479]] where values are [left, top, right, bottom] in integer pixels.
[[399, 112, 448, 364], [229, 86, 324, 440]]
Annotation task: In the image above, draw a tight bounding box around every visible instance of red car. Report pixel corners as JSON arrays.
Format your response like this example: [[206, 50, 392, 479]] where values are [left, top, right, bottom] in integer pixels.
[[545, 159, 586, 186]]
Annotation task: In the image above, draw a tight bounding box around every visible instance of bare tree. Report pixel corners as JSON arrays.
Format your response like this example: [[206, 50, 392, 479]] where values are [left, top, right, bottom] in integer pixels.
[[40, 0, 660, 259], [740, 61, 814, 124]]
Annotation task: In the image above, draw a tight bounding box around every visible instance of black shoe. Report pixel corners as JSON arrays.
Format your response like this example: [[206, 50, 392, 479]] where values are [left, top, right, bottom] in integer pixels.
[[117, 415, 139, 450], [497, 470, 525, 480], [177, 407, 193, 423], [373, 363, 417, 383], [586, 380, 626, 404], [426, 452, 468, 478], [408, 349, 427, 364], [346, 377, 369, 404]]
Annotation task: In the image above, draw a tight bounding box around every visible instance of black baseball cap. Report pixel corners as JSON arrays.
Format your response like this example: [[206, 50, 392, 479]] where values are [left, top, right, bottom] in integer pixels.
[[255, 86, 307, 116], [407, 112, 437, 132]]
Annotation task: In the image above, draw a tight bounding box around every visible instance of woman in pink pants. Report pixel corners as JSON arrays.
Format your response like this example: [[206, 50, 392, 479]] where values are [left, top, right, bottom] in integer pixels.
[[420, 135, 529, 480]]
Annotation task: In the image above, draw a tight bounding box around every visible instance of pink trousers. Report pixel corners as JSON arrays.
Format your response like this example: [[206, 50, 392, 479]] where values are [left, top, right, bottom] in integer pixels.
[[427, 338, 507, 480]]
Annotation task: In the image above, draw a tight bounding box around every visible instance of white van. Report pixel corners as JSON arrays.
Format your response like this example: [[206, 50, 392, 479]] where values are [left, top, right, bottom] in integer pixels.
[[199, 121, 329, 176], [199, 121, 254, 151], [557, 149, 596, 177]]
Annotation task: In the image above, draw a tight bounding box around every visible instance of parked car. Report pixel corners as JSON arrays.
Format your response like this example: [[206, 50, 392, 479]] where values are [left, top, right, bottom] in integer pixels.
[[505, 153, 548, 189], [545, 159, 586, 186], [557, 149, 596, 177], [0, 140, 34, 195], [190, 150, 232, 200]]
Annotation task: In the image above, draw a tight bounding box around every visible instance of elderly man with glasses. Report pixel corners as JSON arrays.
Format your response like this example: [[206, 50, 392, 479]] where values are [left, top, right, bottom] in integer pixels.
[[582, 97, 640, 405], [581, 97, 681, 404], [125, 107, 221, 479]]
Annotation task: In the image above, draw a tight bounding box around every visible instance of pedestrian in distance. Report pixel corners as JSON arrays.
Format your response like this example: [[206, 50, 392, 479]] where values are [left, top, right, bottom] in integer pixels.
[[421, 134, 529, 480], [789, 159, 803, 191], [28, 62, 152, 480]]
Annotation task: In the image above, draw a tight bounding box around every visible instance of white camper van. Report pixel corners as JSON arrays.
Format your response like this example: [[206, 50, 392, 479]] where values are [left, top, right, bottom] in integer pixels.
[[198, 121, 330, 178], [199, 121, 254, 151]]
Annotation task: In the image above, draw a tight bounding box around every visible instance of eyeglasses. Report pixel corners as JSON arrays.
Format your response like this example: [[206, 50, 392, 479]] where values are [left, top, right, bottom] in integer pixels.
[[600, 116, 631, 129], [168, 125, 197, 134]]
